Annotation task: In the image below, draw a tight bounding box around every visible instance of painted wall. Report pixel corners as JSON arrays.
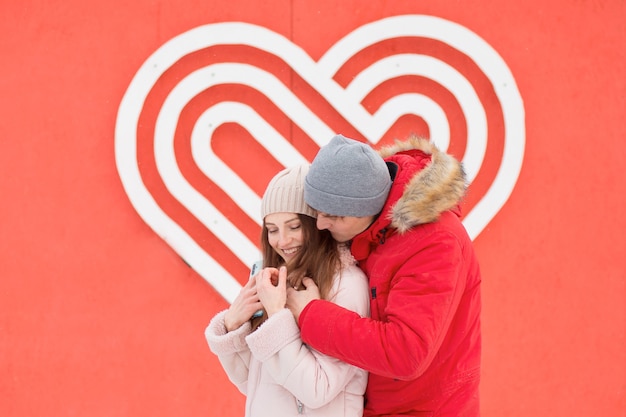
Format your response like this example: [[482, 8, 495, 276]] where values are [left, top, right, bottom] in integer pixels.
[[1, 1, 624, 416]]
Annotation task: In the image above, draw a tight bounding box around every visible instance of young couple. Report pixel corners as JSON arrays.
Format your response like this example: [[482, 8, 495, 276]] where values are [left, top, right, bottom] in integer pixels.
[[206, 134, 482, 417]]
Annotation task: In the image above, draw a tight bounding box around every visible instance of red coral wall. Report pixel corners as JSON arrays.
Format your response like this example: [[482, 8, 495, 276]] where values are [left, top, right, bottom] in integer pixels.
[[1, 1, 624, 416]]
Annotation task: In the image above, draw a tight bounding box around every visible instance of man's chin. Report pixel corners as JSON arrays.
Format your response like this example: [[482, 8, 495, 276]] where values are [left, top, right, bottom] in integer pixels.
[[331, 234, 349, 243]]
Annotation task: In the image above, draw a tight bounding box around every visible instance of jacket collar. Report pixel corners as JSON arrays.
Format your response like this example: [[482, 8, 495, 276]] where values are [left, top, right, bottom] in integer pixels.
[[350, 137, 466, 260]]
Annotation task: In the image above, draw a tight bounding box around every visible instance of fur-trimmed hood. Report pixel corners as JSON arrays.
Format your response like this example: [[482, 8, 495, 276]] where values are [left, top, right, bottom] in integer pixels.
[[377, 136, 467, 233]]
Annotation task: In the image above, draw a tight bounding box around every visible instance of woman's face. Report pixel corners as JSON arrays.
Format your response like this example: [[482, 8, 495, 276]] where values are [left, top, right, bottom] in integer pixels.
[[264, 212, 304, 263]]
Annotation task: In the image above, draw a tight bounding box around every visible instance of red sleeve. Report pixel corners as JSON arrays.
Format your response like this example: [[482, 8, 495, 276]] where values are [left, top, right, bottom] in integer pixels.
[[299, 229, 468, 380]]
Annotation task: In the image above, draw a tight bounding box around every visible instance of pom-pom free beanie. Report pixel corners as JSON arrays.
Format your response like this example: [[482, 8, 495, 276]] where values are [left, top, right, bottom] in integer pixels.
[[261, 163, 316, 220], [304, 134, 392, 217]]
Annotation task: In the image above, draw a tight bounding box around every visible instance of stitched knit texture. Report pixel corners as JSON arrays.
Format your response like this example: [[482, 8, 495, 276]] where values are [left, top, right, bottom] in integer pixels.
[[304, 134, 391, 216], [261, 163, 316, 219]]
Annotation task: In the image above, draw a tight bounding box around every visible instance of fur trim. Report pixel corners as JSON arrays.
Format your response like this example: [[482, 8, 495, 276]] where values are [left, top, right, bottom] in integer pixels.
[[245, 309, 300, 361], [378, 136, 467, 233], [205, 310, 252, 354]]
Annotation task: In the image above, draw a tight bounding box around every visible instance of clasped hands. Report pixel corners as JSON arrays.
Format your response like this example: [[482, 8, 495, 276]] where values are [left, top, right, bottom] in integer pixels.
[[223, 266, 320, 332]]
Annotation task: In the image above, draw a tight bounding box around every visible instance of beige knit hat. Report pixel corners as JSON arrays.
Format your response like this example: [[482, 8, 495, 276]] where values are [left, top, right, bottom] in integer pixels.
[[261, 163, 317, 219]]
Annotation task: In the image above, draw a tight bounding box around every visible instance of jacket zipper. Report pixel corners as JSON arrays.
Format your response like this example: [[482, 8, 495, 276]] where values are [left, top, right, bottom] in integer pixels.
[[371, 287, 381, 319], [296, 399, 304, 414]]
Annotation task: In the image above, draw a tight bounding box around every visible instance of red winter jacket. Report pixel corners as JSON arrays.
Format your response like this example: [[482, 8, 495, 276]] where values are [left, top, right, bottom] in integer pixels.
[[299, 138, 482, 416]]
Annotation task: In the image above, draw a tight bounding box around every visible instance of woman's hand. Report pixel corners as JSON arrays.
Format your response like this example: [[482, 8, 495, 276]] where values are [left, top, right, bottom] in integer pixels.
[[223, 275, 263, 332], [255, 266, 288, 317]]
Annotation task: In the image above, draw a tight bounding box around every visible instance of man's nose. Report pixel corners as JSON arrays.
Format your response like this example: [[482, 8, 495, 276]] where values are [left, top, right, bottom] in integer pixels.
[[316, 217, 330, 230]]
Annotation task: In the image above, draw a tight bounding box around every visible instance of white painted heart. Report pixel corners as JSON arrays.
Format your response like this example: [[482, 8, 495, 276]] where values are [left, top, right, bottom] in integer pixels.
[[115, 15, 525, 302]]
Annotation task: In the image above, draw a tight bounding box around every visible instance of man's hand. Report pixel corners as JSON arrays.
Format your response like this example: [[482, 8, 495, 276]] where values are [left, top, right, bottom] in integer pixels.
[[286, 277, 321, 323]]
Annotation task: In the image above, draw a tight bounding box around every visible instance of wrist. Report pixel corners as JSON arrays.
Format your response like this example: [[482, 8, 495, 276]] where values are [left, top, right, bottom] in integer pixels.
[[297, 299, 316, 325], [265, 306, 284, 317], [223, 314, 240, 332]]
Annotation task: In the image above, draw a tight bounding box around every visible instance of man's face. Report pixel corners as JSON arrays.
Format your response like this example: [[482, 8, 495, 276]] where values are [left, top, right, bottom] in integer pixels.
[[315, 212, 374, 243]]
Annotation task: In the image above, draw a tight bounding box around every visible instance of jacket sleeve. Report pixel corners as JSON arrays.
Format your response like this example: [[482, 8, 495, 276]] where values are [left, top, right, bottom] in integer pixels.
[[299, 230, 468, 380], [246, 266, 369, 408], [204, 310, 253, 395]]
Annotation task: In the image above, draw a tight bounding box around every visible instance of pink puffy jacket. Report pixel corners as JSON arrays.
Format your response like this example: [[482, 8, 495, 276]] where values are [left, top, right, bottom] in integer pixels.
[[206, 246, 370, 417]]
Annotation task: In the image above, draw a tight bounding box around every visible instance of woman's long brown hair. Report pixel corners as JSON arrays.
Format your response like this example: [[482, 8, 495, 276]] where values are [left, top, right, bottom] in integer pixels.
[[251, 214, 340, 330]]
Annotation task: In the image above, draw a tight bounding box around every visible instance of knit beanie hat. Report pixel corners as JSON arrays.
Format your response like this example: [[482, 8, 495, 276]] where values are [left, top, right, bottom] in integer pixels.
[[304, 134, 392, 217], [261, 163, 317, 220]]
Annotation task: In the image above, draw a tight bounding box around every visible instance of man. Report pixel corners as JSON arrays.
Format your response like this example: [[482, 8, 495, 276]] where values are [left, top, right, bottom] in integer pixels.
[[286, 134, 482, 416]]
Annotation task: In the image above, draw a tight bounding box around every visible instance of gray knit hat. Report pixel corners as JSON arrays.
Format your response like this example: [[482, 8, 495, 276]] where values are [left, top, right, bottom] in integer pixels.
[[304, 134, 392, 217], [261, 164, 317, 219]]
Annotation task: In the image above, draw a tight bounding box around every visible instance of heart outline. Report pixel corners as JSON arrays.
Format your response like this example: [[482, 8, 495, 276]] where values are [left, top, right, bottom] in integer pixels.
[[115, 15, 525, 302]]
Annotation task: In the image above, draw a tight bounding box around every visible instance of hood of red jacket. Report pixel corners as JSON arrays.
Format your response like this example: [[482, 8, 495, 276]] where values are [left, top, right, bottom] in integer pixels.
[[351, 137, 466, 261]]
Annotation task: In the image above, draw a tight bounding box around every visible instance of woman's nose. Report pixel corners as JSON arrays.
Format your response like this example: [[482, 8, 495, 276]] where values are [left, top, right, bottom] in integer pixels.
[[278, 230, 291, 245]]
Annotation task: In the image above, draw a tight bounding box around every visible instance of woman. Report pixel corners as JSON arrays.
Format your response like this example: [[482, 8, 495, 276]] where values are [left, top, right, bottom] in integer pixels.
[[205, 163, 369, 417]]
